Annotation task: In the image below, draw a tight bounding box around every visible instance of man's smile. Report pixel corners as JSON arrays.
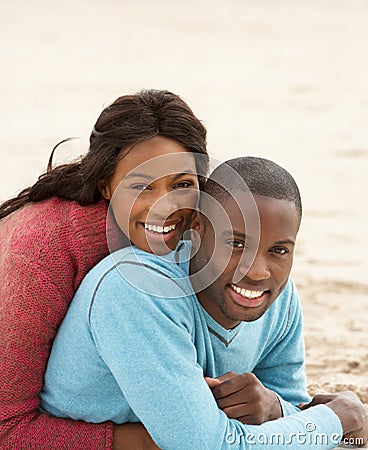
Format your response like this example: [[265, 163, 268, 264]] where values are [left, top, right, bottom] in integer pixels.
[[228, 284, 270, 308]]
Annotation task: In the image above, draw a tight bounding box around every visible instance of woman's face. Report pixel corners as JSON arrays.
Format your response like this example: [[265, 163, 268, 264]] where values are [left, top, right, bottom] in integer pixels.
[[99, 136, 199, 255]]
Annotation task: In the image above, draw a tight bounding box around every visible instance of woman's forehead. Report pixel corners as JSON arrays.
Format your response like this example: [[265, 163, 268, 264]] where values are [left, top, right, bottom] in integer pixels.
[[121, 152, 197, 181]]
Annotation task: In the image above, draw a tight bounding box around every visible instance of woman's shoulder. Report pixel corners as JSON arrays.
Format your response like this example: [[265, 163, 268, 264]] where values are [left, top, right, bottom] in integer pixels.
[[0, 197, 109, 257], [1, 197, 102, 231]]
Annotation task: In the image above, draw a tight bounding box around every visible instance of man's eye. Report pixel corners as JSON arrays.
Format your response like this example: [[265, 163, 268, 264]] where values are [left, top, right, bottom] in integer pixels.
[[272, 247, 289, 255]]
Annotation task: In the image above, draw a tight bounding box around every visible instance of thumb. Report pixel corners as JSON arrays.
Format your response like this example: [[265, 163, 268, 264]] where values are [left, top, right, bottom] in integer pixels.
[[298, 402, 309, 410], [205, 377, 221, 389]]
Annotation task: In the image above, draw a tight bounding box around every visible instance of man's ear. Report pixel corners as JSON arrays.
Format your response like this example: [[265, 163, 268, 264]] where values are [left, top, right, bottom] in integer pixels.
[[98, 179, 112, 200]]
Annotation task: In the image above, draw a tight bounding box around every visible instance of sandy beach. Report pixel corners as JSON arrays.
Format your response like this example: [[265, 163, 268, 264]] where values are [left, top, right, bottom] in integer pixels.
[[1, 0, 367, 447]]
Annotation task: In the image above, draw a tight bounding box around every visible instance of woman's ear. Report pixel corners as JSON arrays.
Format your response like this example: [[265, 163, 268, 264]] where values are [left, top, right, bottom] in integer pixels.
[[190, 211, 204, 251], [98, 179, 112, 200], [190, 210, 201, 232]]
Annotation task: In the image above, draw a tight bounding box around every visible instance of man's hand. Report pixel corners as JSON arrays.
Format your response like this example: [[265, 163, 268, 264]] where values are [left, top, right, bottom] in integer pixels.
[[300, 391, 368, 446], [205, 372, 282, 425]]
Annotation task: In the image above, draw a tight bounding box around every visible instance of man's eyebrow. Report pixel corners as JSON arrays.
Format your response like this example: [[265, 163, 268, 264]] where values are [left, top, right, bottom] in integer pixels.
[[124, 170, 196, 181], [273, 239, 295, 246], [222, 230, 251, 240], [221, 232, 295, 246]]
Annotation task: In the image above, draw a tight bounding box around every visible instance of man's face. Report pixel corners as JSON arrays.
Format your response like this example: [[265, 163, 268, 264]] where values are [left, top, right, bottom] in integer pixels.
[[191, 193, 300, 329]]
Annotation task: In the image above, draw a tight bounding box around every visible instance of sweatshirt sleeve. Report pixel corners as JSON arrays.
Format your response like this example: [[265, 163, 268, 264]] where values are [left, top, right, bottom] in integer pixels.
[[253, 279, 310, 417], [89, 264, 343, 450], [0, 256, 114, 449]]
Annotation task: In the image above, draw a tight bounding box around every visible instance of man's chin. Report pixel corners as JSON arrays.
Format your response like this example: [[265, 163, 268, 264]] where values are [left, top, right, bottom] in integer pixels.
[[225, 302, 270, 323]]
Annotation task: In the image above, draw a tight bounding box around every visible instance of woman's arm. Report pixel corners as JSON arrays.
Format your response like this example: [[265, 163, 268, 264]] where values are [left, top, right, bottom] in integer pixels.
[[0, 252, 113, 449], [0, 254, 158, 450], [113, 424, 159, 450]]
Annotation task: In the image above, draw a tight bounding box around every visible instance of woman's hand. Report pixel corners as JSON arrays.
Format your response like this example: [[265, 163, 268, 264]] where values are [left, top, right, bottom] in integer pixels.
[[113, 423, 160, 450]]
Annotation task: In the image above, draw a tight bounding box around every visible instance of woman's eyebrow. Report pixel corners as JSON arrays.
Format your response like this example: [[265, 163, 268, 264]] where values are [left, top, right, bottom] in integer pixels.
[[124, 170, 196, 181], [171, 170, 196, 179], [124, 172, 153, 180]]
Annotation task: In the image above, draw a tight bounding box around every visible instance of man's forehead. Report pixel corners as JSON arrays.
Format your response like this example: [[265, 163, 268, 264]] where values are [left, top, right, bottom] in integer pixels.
[[206, 192, 258, 235], [221, 192, 257, 219], [217, 194, 299, 236], [205, 192, 299, 240]]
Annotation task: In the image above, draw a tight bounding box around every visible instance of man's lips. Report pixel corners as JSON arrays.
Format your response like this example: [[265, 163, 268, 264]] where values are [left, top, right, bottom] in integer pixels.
[[228, 283, 270, 308]]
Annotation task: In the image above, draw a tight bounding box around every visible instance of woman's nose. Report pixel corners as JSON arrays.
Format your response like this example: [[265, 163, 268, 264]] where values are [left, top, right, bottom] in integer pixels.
[[148, 191, 180, 218]]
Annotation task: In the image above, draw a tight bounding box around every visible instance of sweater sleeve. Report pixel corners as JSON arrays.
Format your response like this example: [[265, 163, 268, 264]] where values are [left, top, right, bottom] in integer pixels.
[[89, 265, 343, 450], [253, 279, 310, 417], [0, 255, 114, 449]]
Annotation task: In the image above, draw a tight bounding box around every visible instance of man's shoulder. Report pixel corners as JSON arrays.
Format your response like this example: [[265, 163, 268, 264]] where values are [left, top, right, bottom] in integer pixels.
[[85, 242, 193, 299], [266, 278, 301, 321]]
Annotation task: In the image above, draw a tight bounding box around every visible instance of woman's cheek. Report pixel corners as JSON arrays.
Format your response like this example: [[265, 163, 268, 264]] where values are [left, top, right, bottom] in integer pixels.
[[110, 192, 136, 236], [176, 189, 200, 210]]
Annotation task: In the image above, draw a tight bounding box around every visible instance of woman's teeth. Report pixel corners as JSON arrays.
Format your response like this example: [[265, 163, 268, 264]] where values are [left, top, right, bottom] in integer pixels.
[[230, 284, 264, 299], [144, 223, 177, 234]]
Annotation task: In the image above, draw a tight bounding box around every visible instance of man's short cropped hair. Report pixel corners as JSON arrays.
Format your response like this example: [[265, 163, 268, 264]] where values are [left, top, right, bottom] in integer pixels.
[[200, 156, 302, 220]]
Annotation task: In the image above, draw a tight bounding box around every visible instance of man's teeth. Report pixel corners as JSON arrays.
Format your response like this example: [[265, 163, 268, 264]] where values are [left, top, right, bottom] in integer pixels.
[[231, 285, 264, 299], [144, 223, 177, 234]]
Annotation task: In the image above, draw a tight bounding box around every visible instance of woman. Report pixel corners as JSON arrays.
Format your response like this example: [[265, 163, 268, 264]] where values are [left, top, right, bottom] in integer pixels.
[[0, 89, 208, 449]]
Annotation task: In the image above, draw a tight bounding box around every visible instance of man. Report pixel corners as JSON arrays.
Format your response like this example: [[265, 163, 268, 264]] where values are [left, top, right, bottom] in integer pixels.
[[40, 157, 367, 449]]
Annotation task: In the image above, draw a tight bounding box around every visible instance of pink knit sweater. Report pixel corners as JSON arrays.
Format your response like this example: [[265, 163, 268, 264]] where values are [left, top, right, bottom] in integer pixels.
[[0, 197, 124, 449]]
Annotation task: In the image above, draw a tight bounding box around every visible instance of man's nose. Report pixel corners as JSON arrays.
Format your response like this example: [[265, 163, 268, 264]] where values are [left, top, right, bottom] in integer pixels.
[[233, 251, 271, 283]]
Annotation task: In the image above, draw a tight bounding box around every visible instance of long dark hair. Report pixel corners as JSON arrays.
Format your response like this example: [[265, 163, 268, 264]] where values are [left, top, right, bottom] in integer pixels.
[[0, 89, 208, 220]]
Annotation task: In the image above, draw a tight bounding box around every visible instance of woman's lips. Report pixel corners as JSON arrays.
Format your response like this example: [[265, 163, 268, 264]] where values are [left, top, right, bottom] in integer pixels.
[[141, 220, 182, 244]]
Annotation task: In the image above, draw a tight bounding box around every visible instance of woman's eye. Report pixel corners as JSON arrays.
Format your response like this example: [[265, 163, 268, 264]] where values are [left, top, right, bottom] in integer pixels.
[[131, 184, 150, 191], [227, 240, 245, 249], [174, 180, 194, 189]]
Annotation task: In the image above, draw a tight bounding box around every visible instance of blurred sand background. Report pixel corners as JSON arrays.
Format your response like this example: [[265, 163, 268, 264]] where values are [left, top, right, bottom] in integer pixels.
[[1, 0, 367, 444]]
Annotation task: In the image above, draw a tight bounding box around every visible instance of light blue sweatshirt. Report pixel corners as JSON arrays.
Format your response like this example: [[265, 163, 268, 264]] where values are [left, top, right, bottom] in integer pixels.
[[41, 242, 343, 449]]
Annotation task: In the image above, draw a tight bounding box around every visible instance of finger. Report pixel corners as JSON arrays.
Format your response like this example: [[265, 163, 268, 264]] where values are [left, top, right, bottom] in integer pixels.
[[222, 404, 265, 425], [204, 377, 221, 389], [307, 394, 334, 407], [222, 403, 251, 420], [215, 372, 239, 383], [216, 388, 253, 409], [235, 414, 264, 425], [299, 394, 335, 410], [298, 402, 309, 410], [212, 373, 257, 400]]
